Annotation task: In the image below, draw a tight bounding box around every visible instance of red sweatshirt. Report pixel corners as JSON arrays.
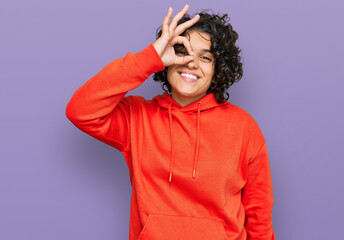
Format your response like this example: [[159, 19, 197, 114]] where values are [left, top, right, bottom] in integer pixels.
[[66, 44, 275, 240]]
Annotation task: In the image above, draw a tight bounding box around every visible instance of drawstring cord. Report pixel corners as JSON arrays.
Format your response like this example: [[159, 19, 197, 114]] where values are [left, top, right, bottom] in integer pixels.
[[193, 102, 201, 178], [168, 102, 201, 182], [168, 103, 175, 182]]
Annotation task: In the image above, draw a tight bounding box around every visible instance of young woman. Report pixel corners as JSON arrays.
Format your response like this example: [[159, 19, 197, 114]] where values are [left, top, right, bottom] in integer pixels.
[[66, 5, 275, 240]]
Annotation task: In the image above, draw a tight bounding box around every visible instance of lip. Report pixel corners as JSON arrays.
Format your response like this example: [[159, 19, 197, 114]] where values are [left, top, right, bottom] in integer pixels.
[[178, 71, 200, 83]]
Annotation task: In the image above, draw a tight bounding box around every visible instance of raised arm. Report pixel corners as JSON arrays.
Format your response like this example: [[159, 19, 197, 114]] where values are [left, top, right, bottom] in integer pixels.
[[66, 4, 201, 152], [65, 44, 164, 152]]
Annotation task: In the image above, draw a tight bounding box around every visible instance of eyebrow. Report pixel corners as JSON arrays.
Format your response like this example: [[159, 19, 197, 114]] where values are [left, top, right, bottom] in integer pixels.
[[202, 49, 213, 54], [201, 49, 214, 56]]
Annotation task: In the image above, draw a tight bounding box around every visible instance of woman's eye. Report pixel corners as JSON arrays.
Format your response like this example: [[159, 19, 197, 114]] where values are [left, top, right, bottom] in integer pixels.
[[201, 56, 212, 61], [176, 50, 188, 56]]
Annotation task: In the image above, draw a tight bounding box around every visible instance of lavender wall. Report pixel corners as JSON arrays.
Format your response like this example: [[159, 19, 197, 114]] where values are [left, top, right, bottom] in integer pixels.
[[1, 0, 343, 239]]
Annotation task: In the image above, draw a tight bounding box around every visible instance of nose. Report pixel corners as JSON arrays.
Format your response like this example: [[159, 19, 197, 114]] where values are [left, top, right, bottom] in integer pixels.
[[186, 55, 199, 69]]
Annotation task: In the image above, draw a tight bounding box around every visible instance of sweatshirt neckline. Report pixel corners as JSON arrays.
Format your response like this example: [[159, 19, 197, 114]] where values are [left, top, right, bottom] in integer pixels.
[[153, 92, 229, 113]]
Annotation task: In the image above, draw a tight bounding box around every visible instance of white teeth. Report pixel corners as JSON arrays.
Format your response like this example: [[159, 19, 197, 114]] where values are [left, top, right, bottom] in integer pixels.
[[181, 73, 198, 80]]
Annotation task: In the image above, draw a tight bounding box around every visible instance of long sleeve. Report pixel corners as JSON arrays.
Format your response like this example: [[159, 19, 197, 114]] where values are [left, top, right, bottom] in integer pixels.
[[241, 142, 275, 240], [65, 44, 165, 152]]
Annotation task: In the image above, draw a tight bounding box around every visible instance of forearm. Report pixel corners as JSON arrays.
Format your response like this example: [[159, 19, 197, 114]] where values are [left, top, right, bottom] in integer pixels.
[[66, 44, 164, 123], [65, 44, 164, 151]]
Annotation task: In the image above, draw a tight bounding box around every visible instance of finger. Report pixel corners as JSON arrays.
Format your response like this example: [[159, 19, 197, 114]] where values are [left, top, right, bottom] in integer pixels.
[[174, 55, 194, 65], [169, 4, 190, 33], [173, 36, 194, 56], [174, 14, 200, 36], [162, 7, 173, 35]]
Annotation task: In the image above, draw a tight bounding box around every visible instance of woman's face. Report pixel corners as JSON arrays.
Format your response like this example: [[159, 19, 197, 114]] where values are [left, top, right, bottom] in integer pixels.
[[167, 30, 215, 107]]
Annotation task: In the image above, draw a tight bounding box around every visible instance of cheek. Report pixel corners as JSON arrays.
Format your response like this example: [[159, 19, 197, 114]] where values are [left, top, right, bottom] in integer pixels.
[[167, 74, 175, 88], [167, 67, 178, 82], [205, 65, 215, 79]]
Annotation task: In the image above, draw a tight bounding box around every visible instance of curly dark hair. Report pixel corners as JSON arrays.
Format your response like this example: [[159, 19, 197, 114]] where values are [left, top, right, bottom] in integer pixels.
[[152, 10, 243, 103]]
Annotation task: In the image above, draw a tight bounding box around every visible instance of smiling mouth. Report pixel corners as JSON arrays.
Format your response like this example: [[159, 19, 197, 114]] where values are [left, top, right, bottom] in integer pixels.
[[179, 72, 200, 82]]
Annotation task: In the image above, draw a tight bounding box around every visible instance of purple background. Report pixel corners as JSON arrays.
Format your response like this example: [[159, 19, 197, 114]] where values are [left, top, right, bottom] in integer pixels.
[[1, 0, 343, 239]]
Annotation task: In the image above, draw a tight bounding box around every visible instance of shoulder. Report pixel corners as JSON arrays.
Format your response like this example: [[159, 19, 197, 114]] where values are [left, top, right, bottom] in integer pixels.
[[225, 103, 259, 124], [122, 95, 146, 103], [226, 103, 266, 143], [123, 95, 157, 105], [121, 95, 158, 112]]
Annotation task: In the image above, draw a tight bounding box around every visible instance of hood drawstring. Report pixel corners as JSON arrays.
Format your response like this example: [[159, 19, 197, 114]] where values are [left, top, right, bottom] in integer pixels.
[[168, 102, 201, 183], [193, 102, 201, 179], [168, 103, 175, 182]]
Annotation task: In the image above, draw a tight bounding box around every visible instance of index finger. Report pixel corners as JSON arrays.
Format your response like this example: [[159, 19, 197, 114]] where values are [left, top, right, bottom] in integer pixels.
[[174, 14, 200, 36], [169, 4, 190, 33]]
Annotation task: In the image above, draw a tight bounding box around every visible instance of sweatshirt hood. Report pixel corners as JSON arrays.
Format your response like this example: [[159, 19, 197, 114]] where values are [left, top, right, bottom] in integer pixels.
[[153, 92, 229, 183]]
